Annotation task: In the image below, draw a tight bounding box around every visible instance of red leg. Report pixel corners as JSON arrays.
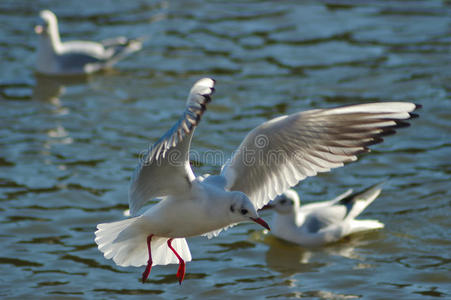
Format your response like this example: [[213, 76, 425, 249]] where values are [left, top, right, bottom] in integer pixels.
[[167, 238, 186, 285], [141, 234, 153, 283]]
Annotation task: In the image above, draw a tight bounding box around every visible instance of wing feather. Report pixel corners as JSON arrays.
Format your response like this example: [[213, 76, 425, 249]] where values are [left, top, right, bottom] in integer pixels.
[[128, 78, 215, 216], [221, 102, 419, 209]]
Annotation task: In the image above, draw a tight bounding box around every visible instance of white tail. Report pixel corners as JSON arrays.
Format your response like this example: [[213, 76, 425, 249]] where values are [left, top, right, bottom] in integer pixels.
[[95, 217, 192, 267], [349, 219, 384, 233]]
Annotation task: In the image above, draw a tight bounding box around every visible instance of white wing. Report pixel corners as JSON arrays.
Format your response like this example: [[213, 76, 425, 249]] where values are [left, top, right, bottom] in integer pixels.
[[202, 223, 237, 239], [128, 78, 215, 216], [327, 189, 353, 203], [304, 181, 385, 232], [299, 189, 353, 213], [221, 102, 419, 209], [303, 205, 349, 233]]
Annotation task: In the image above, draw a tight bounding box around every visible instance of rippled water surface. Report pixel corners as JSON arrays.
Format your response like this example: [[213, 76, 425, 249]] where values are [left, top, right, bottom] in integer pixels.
[[1, 0, 450, 299]]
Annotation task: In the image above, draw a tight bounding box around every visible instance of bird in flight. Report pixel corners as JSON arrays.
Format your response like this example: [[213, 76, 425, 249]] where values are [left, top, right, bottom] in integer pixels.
[[95, 78, 419, 284]]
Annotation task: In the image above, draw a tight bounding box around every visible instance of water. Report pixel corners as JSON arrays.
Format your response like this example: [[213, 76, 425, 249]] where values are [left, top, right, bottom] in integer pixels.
[[1, 0, 450, 299]]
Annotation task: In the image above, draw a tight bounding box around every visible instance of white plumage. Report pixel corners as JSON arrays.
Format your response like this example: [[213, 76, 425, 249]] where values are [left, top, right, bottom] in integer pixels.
[[266, 183, 385, 247], [94, 77, 419, 283]]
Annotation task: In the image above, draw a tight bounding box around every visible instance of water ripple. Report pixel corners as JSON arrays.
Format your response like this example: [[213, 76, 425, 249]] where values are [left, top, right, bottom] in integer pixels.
[[0, 0, 449, 299]]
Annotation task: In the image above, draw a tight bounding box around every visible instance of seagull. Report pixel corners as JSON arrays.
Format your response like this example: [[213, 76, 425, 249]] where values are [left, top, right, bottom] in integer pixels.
[[264, 182, 386, 247], [94, 77, 419, 284], [34, 10, 142, 76]]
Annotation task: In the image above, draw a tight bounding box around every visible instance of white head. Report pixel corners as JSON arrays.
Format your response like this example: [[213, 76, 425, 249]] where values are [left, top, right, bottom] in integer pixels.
[[228, 191, 270, 230], [271, 189, 300, 215], [35, 10, 60, 45]]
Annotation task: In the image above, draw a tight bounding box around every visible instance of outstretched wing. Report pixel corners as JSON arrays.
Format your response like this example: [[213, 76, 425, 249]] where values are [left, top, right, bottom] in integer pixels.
[[221, 102, 419, 210], [128, 78, 215, 216]]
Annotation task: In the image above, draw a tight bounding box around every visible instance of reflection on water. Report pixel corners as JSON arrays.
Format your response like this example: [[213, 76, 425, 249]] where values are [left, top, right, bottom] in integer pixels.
[[32, 74, 92, 170], [252, 229, 381, 277], [33, 74, 88, 104], [0, 0, 450, 299], [33, 75, 66, 104]]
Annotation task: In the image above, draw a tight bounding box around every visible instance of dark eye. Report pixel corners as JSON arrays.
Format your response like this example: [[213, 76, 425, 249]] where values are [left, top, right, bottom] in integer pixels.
[[240, 208, 248, 215], [230, 205, 235, 213], [280, 199, 287, 205]]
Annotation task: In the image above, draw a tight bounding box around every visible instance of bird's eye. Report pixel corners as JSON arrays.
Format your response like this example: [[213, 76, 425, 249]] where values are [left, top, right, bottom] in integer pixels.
[[230, 205, 235, 213], [280, 199, 287, 205], [240, 208, 248, 215]]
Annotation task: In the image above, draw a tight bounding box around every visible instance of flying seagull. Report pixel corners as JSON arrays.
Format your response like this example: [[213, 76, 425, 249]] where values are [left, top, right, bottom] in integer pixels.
[[95, 78, 419, 284]]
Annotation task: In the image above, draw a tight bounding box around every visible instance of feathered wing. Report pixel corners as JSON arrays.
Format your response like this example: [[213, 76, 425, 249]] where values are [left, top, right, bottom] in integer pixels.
[[328, 189, 353, 203], [221, 102, 420, 210], [304, 182, 385, 233], [202, 224, 237, 239], [339, 181, 384, 220], [304, 205, 349, 233], [128, 78, 215, 216], [299, 189, 354, 213]]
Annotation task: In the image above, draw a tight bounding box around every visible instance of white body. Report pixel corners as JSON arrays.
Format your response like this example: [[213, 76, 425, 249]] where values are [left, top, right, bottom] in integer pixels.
[[270, 184, 385, 247], [96, 175, 261, 267]]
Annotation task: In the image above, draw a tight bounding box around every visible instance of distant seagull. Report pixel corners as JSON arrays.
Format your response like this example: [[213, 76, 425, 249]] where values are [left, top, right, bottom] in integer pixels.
[[94, 78, 419, 284], [34, 10, 142, 75], [264, 183, 386, 247]]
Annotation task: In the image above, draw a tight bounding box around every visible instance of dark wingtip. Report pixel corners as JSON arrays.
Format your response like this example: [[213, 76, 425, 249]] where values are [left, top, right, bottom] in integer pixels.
[[409, 113, 419, 119], [414, 103, 422, 109], [203, 94, 212, 102], [355, 147, 371, 155], [364, 137, 384, 146], [373, 136, 384, 144], [395, 120, 411, 128], [381, 129, 397, 136]]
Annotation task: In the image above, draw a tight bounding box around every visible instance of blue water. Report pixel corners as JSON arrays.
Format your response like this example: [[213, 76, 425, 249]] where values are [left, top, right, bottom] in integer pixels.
[[0, 0, 450, 299]]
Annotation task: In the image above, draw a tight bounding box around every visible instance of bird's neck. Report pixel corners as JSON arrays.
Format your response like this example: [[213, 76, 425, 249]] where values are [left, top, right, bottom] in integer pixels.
[[196, 181, 236, 226], [45, 22, 62, 52], [274, 207, 303, 228]]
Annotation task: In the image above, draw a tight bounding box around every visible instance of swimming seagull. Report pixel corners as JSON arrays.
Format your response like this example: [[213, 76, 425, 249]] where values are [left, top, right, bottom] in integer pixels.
[[94, 78, 419, 284], [263, 182, 385, 247], [34, 10, 142, 76]]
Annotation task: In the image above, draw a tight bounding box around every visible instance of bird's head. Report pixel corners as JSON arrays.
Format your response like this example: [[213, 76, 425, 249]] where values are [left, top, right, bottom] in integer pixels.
[[264, 189, 299, 215], [228, 191, 270, 230], [35, 10, 57, 36]]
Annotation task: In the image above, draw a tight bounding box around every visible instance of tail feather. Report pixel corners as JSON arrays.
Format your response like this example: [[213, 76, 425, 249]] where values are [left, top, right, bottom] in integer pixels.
[[349, 219, 384, 234], [96, 218, 137, 249], [94, 217, 191, 267]]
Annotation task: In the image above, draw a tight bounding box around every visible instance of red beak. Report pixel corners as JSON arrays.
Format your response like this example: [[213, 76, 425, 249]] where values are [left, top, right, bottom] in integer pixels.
[[250, 217, 270, 231], [34, 25, 43, 34]]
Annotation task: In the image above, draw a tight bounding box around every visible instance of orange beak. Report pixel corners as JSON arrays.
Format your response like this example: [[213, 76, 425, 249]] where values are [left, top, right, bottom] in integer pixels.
[[250, 217, 270, 231]]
